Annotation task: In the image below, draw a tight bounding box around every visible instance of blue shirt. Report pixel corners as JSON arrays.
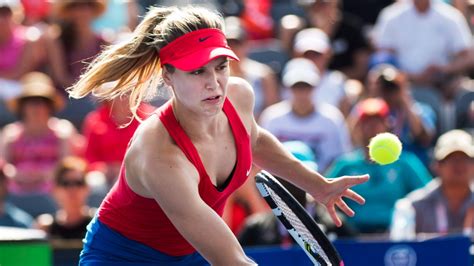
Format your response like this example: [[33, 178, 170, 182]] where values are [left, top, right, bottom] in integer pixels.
[[325, 149, 432, 233]]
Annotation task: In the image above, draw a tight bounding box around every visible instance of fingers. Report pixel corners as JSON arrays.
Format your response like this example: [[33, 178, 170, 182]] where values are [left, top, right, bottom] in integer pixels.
[[343, 189, 365, 205], [343, 174, 369, 188], [336, 198, 355, 217], [327, 204, 342, 227]]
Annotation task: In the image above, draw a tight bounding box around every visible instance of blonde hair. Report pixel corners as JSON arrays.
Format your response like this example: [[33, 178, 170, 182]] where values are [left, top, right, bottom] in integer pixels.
[[67, 6, 224, 122]]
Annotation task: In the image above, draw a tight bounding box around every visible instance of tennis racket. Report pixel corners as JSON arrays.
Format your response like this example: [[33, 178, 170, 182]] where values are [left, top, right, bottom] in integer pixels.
[[255, 170, 344, 266]]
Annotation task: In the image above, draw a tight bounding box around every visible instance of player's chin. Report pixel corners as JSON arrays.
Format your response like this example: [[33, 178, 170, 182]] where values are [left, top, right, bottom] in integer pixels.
[[200, 105, 222, 116]]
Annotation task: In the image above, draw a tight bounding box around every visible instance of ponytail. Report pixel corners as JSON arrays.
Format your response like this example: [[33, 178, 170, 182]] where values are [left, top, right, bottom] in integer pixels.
[[68, 5, 224, 122], [68, 7, 176, 121]]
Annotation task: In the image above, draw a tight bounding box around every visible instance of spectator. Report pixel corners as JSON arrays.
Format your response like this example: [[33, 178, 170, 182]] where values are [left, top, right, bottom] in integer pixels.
[[259, 57, 352, 172], [0, 0, 43, 80], [292, 0, 372, 81], [46, 0, 109, 128], [326, 98, 431, 234], [435, 74, 474, 134], [82, 93, 155, 206], [0, 160, 34, 228], [49, 0, 107, 87], [293, 27, 352, 116], [391, 129, 474, 239], [36, 156, 95, 239], [0, 0, 48, 127], [20, 0, 51, 26], [368, 64, 437, 166], [240, 0, 274, 40], [225, 16, 280, 119], [374, 0, 472, 89], [1, 72, 81, 217]]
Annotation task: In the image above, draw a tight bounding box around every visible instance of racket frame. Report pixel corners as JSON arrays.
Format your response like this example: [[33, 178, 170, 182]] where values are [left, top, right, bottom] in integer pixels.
[[255, 170, 343, 266]]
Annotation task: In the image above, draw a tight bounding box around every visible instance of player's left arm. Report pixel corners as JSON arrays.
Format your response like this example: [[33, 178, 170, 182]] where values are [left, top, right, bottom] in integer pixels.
[[227, 77, 368, 226]]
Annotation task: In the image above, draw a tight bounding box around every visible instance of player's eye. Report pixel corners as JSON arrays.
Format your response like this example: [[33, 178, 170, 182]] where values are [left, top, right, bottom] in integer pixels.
[[217, 64, 228, 71], [189, 69, 204, 75]]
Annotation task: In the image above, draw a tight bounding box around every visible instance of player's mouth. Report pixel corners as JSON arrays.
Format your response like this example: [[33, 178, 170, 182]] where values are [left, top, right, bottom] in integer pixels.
[[203, 95, 221, 104]]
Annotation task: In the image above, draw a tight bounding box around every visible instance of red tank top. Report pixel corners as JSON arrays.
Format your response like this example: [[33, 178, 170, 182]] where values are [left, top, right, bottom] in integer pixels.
[[98, 98, 253, 256]]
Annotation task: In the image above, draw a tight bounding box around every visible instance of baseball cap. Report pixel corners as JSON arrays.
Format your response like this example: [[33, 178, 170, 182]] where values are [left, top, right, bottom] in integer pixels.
[[159, 28, 239, 71], [282, 58, 320, 88], [354, 98, 390, 121], [434, 130, 474, 160], [294, 28, 330, 55]]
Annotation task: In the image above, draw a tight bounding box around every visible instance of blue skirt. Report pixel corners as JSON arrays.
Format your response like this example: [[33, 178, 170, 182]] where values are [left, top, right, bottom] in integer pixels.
[[80, 216, 209, 265]]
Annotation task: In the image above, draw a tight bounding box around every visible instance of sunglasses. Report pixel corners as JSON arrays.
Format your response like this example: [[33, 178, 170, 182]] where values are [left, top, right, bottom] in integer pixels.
[[58, 179, 86, 188]]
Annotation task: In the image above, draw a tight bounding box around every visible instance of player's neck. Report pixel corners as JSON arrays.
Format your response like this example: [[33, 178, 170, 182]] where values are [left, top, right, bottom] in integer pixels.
[[173, 101, 226, 141]]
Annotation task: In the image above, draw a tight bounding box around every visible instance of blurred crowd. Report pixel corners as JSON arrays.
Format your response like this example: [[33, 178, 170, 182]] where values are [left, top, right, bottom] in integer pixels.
[[0, 0, 473, 251]]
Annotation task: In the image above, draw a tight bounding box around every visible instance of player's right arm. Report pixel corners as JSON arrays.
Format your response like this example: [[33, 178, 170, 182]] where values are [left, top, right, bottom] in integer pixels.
[[124, 118, 255, 266]]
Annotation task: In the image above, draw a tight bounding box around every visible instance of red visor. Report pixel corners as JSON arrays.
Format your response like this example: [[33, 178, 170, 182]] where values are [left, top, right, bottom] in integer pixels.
[[159, 28, 239, 71]]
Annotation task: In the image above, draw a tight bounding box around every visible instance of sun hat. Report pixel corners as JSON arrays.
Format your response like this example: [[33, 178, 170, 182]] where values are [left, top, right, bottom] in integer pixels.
[[7, 72, 64, 113]]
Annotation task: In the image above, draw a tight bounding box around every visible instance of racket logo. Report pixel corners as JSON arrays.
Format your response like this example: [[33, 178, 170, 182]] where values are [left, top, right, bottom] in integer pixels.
[[304, 242, 318, 259]]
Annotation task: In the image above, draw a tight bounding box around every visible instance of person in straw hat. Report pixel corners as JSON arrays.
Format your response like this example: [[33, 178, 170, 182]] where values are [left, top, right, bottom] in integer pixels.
[[391, 129, 474, 240], [1, 72, 81, 216]]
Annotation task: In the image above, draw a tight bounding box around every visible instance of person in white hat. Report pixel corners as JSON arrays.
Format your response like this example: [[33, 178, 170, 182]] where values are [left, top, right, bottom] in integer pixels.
[[260, 57, 352, 172], [293, 27, 352, 116]]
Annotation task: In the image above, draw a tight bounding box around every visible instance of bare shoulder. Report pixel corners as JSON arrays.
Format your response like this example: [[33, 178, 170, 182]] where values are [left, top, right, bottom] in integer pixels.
[[227, 76, 255, 116], [125, 114, 176, 174], [124, 114, 198, 197]]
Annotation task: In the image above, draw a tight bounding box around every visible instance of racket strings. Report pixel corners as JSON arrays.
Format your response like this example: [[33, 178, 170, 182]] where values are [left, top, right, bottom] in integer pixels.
[[267, 185, 331, 265]]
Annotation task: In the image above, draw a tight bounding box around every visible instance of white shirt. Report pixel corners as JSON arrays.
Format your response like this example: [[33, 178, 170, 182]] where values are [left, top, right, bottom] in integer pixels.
[[313, 71, 347, 108], [375, 1, 472, 74], [259, 101, 352, 171]]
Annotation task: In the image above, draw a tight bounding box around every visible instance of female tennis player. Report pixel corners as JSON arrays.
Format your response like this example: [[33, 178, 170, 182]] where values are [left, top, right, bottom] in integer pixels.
[[69, 6, 369, 265]]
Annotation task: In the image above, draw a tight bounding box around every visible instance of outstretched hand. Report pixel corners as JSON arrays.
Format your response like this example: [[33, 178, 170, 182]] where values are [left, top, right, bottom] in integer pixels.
[[312, 175, 369, 227]]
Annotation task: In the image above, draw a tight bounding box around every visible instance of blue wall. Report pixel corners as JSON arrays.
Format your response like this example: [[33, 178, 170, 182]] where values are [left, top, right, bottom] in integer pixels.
[[245, 235, 472, 266]]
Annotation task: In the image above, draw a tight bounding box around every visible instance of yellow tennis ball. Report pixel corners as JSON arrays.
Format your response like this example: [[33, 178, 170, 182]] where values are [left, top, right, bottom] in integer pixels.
[[368, 132, 402, 165]]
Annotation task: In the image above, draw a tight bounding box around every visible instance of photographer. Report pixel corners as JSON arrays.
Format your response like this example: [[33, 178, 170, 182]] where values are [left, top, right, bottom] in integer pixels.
[[368, 64, 437, 167]]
